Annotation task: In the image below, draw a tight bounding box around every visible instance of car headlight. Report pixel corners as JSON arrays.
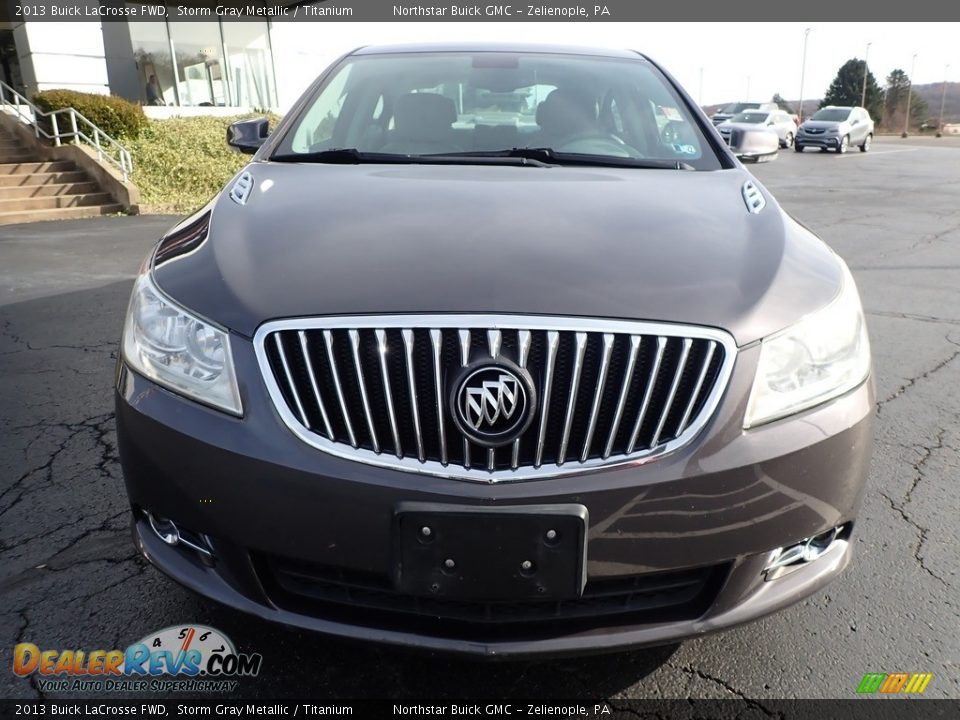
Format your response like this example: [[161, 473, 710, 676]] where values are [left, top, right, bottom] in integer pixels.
[[122, 271, 242, 415], [744, 260, 870, 428]]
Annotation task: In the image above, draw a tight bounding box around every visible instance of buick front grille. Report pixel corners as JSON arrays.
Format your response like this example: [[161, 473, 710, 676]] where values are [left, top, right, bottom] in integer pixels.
[[255, 315, 735, 482]]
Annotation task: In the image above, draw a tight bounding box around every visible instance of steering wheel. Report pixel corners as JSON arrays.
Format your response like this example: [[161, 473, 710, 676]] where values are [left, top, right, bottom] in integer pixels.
[[556, 132, 643, 158], [660, 121, 685, 145]]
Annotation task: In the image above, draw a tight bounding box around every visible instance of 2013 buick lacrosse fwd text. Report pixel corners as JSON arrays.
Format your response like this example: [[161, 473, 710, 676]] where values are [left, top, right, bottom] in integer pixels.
[[116, 43, 874, 658]]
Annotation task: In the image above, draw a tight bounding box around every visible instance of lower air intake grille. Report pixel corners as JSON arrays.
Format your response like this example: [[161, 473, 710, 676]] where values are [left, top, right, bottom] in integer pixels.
[[257, 554, 729, 640]]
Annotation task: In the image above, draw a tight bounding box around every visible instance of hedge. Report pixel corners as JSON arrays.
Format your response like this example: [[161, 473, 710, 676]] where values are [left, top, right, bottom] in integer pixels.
[[129, 113, 281, 214], [32, 89, 148, 141]]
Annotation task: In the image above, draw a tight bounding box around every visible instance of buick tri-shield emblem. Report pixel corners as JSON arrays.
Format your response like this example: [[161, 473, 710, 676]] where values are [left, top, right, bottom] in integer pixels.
[[451, 363, 536, 448]]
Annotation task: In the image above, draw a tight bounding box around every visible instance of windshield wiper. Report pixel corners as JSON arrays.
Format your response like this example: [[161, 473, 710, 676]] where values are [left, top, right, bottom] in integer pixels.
[[271, 147, 694, 170], [271, 148, 551, 167], [270, 148, 415, 164], [429, 148, 695, 170]]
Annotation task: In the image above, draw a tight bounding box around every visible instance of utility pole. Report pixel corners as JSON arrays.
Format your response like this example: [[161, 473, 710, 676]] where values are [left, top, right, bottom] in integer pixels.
[[861, 42, 872, 108], [798, 28, 812, 122], [903, 53, 917, 138], [746, 75, 751, 100], [938, 64, 950, 137]]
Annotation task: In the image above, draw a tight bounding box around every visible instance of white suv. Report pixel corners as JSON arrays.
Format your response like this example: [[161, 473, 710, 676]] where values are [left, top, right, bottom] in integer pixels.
[[717, 110, 797, 149]]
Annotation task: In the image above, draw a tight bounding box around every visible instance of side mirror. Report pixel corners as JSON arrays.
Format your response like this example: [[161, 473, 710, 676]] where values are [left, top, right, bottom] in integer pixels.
[[850, 119, 859, 126], [227, 117, 270, 155]]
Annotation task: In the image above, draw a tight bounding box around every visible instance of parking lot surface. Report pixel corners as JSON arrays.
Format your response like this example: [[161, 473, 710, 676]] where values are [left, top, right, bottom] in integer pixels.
[[2, 136, 959, 701]]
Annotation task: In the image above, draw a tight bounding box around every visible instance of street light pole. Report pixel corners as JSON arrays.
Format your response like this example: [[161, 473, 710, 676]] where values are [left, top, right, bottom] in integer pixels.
[[746, 75, 751, 100], [903, 53, 917, 137], [938, 64, 951, 137], [860, 42, 871, 108], [798, 27, 812, 122]]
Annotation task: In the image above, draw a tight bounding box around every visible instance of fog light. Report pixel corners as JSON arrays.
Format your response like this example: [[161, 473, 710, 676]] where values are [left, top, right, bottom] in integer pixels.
[[147, 512, 179, 545], [763, 525, 847, 581], [145, 510, 215, 566]]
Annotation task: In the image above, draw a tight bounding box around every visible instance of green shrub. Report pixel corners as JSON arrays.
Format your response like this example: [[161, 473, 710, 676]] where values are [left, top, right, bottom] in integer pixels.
[[129, 113, 281, 214], [32, 89, 148, 141]]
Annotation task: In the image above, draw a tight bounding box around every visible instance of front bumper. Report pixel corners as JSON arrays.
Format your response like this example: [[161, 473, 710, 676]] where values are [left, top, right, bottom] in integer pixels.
[[116, 337, 873, 658], [796, 133, 841, 149]]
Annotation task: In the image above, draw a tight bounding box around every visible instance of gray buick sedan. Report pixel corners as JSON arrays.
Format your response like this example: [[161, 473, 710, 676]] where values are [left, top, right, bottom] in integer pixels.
[[116, 43, 874, 657]]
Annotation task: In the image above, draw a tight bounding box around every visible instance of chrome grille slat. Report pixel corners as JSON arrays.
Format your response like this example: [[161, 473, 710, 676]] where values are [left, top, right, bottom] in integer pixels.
[[323, 330, 357, 447], [557, 332, 588, 465], [626, 336, 667, 454], [581, 333, 615, 463], [298, 331, 333, 440], [649, 338, 693, 449], [349, 329, 380, 454], [273, 334, 309, 427], [534, 331, 561, 468], [257, 316, 735, 483], [676, 341, 716, 434], [511, 329, 532, 470], [430, 329, 448, 465], [458, 329, 471, 469], [604, 335, 640, 459], [402, 329, 425, 462], [375, 329, 402, 458]]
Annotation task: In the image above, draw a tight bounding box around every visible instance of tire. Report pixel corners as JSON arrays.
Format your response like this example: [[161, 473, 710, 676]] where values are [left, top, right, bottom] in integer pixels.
[[784, 132, 794, 148], [859, 133, 872, 152], [837, 135, 849, 154], [794, 143, 804, 152]]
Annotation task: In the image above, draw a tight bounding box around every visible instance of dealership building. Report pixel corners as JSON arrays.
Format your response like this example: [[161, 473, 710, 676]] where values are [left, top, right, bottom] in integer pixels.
[[0, 1, 344, 112]]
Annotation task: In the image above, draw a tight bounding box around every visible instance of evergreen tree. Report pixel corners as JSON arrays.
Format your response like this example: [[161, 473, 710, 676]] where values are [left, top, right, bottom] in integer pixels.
[[821, 59, 883, 119], [884, 68, 929, 129]]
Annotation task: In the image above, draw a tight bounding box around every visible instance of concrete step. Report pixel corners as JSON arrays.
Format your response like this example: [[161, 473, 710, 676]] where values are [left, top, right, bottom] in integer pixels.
[[0, 152, 40, 163], [0, 160, 75, 175], [0, 170, 89, 187], [0, 203, 124, 226], [1, 181, 100, 199], [0, 192, 114, 212]]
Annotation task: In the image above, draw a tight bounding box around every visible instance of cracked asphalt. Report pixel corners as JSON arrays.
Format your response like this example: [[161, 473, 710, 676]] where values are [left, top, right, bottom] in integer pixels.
[[1, 136, 959, 702]]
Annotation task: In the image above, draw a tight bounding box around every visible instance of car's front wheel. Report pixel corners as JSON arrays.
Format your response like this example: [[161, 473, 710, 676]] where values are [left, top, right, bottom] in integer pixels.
[[794, 143, 804, 152], [783, 132, 794, 148], [859, 133, 872, 152], [837, 135, 849, 154]]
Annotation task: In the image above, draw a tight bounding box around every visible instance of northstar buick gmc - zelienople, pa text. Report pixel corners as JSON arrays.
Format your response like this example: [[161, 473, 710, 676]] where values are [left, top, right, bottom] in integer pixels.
[[116, 43, 874, 657]]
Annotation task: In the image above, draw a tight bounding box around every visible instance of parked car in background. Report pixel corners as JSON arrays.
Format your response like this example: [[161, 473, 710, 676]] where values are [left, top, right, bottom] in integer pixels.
[[710, 101, 777, 125], [717, 110, 797, 148], [796, 106, 874, 153]]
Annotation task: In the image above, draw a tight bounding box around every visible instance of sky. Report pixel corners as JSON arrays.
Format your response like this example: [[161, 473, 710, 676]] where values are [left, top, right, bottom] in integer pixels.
[[270, 21, 959, 109]]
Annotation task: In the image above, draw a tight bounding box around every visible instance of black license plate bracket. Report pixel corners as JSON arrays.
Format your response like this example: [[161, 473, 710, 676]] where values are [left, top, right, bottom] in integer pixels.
[[394, 503, 588, 602]]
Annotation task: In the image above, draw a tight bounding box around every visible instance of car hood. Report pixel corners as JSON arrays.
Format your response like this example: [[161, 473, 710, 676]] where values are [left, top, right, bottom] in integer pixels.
[[152, 162, 842, 346]]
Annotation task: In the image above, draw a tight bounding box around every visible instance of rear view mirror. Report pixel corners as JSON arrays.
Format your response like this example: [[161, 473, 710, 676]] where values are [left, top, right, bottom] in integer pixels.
[[227, 117, 270, 155]]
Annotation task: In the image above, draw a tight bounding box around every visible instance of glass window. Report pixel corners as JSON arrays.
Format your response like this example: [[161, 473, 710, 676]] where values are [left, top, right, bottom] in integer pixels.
[[128, 20, 177, 106], [279, 52, 720, 169], [168, 22, 226, 107], [221, 22, 277, 109]]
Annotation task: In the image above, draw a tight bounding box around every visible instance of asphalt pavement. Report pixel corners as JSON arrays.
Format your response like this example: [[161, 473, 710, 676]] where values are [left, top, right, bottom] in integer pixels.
[[1, 136, 959, 702]]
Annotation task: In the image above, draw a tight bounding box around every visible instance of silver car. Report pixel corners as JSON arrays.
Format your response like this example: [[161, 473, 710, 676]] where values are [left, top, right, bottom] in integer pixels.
[[717, 110, 797, 149], [796, 106, 874, 153]]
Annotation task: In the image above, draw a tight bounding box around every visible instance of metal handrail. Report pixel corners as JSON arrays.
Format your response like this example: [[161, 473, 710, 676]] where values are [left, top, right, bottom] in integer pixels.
[[0, 80, 133, 180]]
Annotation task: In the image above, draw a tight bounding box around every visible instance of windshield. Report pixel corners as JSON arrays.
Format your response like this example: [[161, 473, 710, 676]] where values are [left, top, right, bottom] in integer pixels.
[[275, 52, 721, 170], [720, 102, 759, 114], [730, 112, 768, 124], [810, 108, 851, 122]]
